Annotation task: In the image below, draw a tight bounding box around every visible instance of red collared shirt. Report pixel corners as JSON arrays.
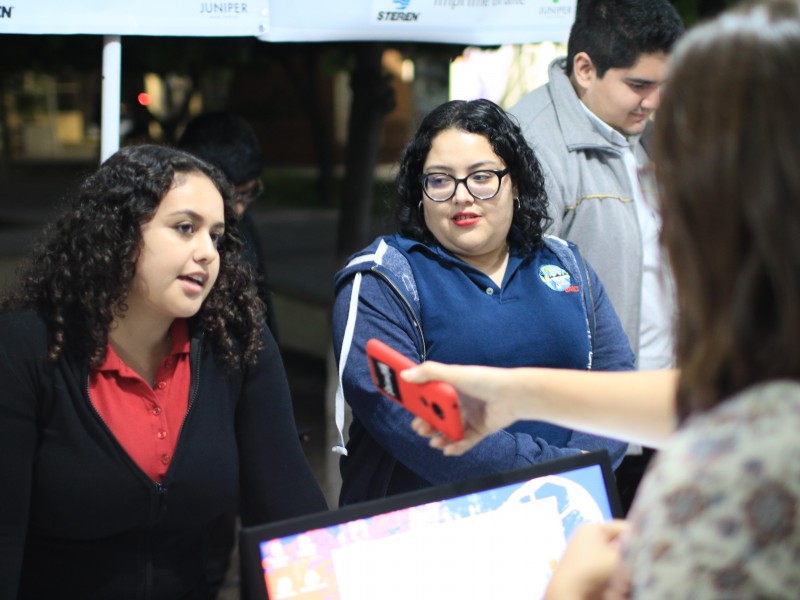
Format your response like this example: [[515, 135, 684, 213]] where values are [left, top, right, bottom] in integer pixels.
[[89, 319, 191, 482]]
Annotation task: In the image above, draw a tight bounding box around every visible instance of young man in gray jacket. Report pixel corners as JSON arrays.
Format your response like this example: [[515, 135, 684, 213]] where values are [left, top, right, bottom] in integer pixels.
[[509, 0, 684, 512]]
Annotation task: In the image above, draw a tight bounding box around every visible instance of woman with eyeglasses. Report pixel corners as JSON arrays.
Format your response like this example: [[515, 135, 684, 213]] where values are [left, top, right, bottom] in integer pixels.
[[332, 98, 634, 506]]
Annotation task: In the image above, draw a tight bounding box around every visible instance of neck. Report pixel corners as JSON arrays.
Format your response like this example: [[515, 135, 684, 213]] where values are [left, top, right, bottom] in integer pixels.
[[108, 315, 173, 385], [458, 245, 510, 287], [569, 73, 585, 101]]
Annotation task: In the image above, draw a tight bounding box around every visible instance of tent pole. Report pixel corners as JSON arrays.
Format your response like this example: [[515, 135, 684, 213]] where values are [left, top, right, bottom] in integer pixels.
[[100, 35, 122, 163]]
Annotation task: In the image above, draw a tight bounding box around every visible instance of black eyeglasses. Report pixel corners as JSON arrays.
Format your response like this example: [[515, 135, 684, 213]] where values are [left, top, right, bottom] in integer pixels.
[[421, 169, 509, 202]]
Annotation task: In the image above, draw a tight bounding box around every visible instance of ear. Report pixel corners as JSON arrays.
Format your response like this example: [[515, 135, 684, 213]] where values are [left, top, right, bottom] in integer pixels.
[[571, 52, 597, 94]]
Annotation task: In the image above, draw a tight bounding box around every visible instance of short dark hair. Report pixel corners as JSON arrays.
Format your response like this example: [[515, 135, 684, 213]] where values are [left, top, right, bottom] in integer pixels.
[[2, 144, 265, 368], [178, 111, 264, 185], [394, 99, 549, 253], [654, 0, 800, 419], [566, 0, 684, 77]]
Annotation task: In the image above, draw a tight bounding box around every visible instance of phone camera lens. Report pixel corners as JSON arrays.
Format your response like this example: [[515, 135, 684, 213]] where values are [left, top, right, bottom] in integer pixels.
[[432, 403, 444, 420]]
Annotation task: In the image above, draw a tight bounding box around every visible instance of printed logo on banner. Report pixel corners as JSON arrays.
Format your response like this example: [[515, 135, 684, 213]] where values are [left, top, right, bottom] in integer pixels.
[[538, 0, 573, 18], [375, 0, 421, 22], [0, 6, 14, 18], [199, 2, 250, 16]]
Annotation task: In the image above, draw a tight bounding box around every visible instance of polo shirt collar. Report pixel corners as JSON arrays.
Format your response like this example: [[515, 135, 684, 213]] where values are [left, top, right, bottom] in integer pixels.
[[95, 319, 191, 373], [393, 230, 526, 257], [393, 232, 527, 283]]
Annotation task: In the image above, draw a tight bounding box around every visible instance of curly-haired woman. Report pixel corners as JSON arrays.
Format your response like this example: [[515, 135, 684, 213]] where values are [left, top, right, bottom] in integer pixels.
[[332, 99, 634, 506], [0, 144, 327, 599]]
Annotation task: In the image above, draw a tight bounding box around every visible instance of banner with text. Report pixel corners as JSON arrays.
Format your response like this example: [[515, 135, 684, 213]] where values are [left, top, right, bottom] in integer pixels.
[[0, 1, 268, 36], [0, 0, 574, 43], [263, 0, 576, 45]]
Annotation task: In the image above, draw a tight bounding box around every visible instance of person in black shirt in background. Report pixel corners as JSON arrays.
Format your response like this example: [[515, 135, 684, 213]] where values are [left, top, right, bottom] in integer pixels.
[[179, 111, 279, 342]]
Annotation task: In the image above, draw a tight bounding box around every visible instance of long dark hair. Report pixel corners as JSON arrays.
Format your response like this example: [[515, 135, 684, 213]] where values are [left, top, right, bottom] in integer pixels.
[[655, 0, 800, 419], [394, 99, 549, 253], [2, 144, 265, 367]]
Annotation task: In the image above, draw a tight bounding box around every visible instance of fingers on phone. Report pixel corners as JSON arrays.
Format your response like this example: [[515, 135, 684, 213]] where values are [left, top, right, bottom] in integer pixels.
[[441, 438, 476, 457], [412, 417, 435, 437]]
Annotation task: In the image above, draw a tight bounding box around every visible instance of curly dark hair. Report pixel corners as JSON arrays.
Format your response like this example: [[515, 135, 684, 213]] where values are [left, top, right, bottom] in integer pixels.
[[1, 144, 265, 368], [394, 99, 549, 253]]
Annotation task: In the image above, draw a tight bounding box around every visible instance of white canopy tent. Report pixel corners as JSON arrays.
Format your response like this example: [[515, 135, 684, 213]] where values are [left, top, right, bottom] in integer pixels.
[[1, 0, 576, 160]]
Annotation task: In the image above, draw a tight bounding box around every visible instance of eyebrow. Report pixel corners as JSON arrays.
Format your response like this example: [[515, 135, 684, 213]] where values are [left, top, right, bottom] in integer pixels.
[[167, 209, 225, 230], [423, 160, 502, 172], [625, 77, 659, 86]]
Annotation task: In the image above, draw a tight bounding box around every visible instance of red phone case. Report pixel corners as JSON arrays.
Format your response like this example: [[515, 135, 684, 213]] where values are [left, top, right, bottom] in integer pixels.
[[365, 338, 464, 441]]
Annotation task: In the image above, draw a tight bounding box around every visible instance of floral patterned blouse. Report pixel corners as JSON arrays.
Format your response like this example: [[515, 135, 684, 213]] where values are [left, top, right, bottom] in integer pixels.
[[624, 380, 800, 599]]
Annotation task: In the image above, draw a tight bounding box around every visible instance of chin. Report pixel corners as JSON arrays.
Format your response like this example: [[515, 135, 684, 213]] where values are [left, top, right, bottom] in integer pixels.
[[622, 120, 649, 136], [173, 304, 205, 319]]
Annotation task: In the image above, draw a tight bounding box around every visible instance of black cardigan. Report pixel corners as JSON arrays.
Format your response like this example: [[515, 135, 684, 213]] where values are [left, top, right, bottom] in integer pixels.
[[0, 311, 328, 599]]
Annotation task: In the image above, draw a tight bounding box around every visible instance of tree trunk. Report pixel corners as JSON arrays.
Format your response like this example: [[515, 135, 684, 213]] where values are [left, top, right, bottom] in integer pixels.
[[276, 45, 336, 208], [0, 76, 11, 176], [335, 43, 396, 260]]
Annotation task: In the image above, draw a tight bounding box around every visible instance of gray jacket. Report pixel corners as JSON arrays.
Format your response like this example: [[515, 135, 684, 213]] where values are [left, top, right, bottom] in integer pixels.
[[510, 57, 672, 358]]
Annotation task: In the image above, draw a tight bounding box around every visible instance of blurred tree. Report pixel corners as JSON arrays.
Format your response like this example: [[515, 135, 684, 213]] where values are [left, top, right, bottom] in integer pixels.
[[336, 42, 395, 259], [673, 0, 736, 24], [273, 43, 337, 209]]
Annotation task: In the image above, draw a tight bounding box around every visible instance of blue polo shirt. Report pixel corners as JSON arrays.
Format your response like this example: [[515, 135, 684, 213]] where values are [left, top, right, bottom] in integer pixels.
[[396, 236, 590, 370]]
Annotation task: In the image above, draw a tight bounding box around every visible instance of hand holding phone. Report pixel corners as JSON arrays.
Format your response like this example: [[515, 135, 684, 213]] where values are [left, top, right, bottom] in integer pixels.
[[365, 338, 464, 441]]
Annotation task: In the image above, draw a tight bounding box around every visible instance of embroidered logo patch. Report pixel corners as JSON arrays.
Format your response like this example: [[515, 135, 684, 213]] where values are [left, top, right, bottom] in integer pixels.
[[539, 265, 577, 292]]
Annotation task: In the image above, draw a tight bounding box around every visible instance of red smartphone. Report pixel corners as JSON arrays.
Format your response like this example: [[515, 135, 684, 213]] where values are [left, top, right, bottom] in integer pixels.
[[365, 338, 464, 441]]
